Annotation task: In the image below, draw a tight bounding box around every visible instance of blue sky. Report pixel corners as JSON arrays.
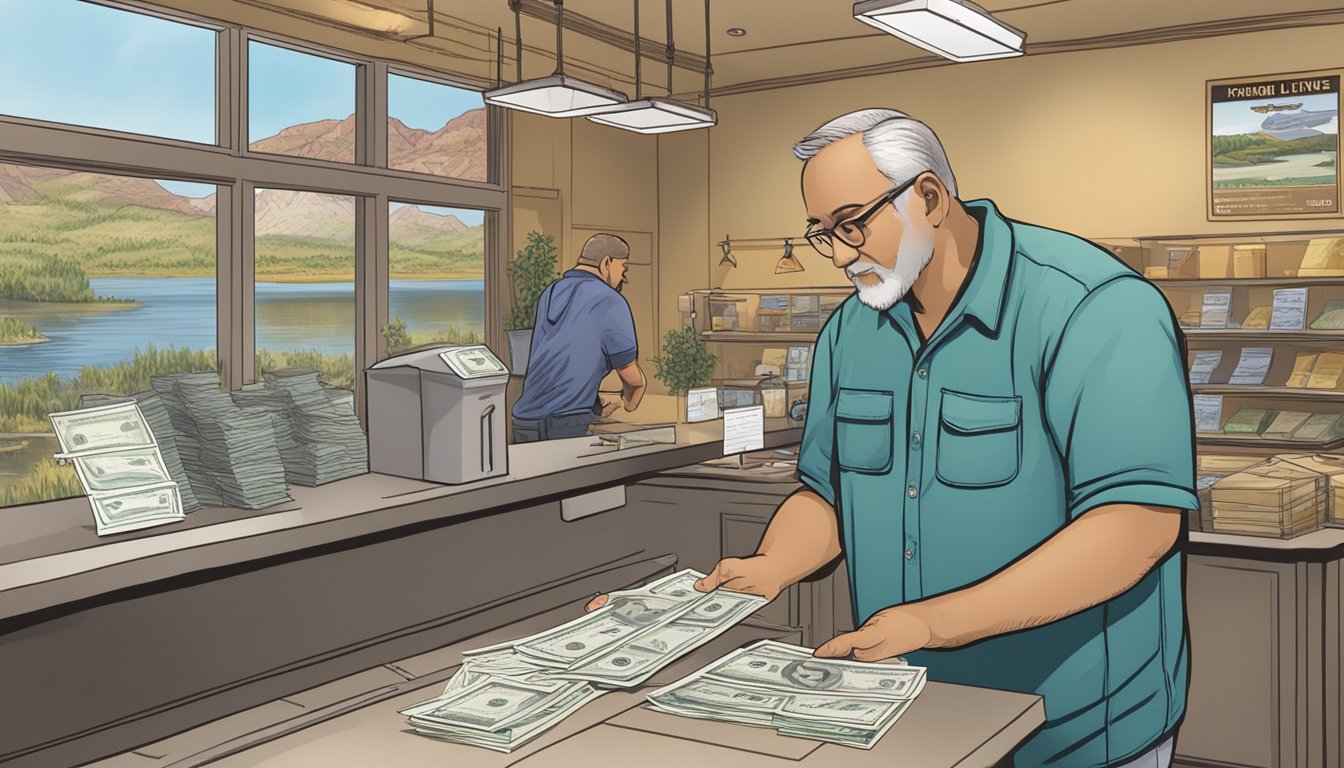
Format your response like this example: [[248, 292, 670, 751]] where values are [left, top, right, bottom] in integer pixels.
[[1, 1, 484, 143]]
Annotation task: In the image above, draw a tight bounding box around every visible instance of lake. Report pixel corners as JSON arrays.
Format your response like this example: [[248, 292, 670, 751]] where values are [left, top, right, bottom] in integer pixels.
[[0, 277, 485, 385]]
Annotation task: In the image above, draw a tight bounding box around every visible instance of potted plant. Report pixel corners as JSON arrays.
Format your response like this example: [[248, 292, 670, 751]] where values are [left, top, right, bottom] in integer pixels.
[[505, 231, 558, 375], [651, 326, 717, 420]]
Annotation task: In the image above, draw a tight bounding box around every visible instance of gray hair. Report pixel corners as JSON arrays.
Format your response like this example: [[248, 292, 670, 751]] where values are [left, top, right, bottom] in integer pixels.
[[793, 109, 958, 198], [577, 233, 630, 267]]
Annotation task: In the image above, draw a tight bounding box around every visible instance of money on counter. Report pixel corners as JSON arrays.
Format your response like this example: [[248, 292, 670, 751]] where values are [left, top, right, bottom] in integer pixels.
[[399, 568, 767, 752], [646, 640, 928, 749], [49, 401, 186, 535]]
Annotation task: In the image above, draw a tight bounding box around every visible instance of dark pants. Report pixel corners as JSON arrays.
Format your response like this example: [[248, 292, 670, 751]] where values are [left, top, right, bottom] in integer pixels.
[[512, 408, 596, 442]]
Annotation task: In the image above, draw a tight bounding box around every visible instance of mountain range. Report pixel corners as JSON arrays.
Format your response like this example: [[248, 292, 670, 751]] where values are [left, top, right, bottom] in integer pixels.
[[0, 107, 487, 243]]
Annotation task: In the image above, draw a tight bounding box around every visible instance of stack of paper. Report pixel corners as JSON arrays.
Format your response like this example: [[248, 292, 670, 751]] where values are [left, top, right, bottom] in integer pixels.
[[1240, 307, 1272, 329], [1291, 413, 1344, 442], [1264, 411, 1313, 440], [49, 402, 185, 535], [1227, 348, 1273, 386], [647, 640, 927, 749], [1187, 351, 1222, 385], [1285, 353, 1319, 388], [1200, 290, 1232, 329], [1223, 408, 1276, 435], [1309, 300, 1344, 330], [1278, 453, 1344, 526], [1211, 458, 1325, 537], [1307, 352, 1344, 389], [1297, 237, 1344, 277], [1195, 454, 1271, 531]]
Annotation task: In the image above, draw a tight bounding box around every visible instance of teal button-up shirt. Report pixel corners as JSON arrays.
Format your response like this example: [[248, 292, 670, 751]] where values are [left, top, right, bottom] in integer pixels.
[[797, 199, 1198, 767]]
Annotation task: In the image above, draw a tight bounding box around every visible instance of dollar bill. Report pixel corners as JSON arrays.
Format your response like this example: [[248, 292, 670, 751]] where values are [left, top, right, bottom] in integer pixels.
[[71, 447, 172, 492], [50, 401, 155, 456], [399, 676, 573, 733], [645, 640, 928, 750], [409, 680, 603, 753], [88, 482, 185, 535]]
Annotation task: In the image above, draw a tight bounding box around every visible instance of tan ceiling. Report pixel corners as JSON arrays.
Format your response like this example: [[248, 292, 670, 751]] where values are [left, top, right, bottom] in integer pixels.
[[233, 0, 1344, 98]]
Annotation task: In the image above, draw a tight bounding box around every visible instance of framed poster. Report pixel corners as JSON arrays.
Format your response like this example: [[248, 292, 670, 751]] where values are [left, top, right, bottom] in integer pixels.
[[1207, 69, 1340, 220]]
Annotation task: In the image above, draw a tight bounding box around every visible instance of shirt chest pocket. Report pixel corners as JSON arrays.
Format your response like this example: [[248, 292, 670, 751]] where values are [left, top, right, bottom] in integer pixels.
[[936, 390, 1022, 489], [835, 388, 894, 474]]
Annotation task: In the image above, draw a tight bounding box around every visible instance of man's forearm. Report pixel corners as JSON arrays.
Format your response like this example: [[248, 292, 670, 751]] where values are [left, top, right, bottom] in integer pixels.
[[755, 490, 844, 586], [910, 503, 1182, 648]]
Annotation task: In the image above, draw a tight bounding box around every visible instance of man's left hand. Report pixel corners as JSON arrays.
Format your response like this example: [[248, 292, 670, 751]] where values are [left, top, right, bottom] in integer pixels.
[[813, 604, 935, 661], [599, 394, 623, 417]]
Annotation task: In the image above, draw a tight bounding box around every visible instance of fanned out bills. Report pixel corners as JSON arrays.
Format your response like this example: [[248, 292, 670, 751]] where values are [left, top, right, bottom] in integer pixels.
[[49, 401, 186, 535], [646, 640, 928, 749], [399, 569, 767, 752]]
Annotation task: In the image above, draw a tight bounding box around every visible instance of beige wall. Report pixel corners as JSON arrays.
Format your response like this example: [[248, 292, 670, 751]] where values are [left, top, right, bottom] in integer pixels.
[[700, 24, 1344, 290]]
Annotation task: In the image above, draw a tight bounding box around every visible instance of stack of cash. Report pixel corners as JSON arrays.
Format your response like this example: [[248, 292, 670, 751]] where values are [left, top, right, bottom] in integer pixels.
[[152, 373, 291, 510], [80, 391, 201, 513], [1211, 457, 1326, 537], [49, 401, 186, 535], [399, 569, 767, 752], [647, 640, 927, 749], [255, 370, 368, 486]]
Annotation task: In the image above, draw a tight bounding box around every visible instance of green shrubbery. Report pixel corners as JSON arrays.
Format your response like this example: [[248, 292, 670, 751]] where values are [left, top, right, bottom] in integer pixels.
[[0, 316, 46, 343]]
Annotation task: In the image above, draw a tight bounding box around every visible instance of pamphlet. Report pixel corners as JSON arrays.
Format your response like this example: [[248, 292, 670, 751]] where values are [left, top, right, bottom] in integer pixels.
[[1268, 288, 1308, 331], [1200, 290, 1232, 328]]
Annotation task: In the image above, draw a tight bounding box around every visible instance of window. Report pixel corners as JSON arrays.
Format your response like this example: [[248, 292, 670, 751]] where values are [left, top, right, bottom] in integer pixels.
[[254, 189, 357, 388], [385, 203, 486, 355], [0, 164, 217, 506], [248, 41, 357, 163], [0, 3, 502, 516], [388, 73, 488, 181], [0, 0, 216, 143]]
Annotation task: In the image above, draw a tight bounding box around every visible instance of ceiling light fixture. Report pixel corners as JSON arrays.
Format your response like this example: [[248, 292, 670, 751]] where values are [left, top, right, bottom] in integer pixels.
[[774, 239, 805, 274], [484, 0, 628, 117], [586, 0, 717, 134], [853, 0, 1025, 62]]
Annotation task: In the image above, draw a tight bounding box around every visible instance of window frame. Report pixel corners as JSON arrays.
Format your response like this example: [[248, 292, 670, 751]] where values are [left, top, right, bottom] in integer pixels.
[[0, 0, 507, 436]]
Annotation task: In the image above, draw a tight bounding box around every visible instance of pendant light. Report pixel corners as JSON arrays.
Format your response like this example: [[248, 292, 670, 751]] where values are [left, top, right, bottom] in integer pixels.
[[774, 239, 805, 274], [484, 0, 629, 117], [853, 0, 1025, 62], [718, 235, 736, 268], [587, 0, 717, 133]]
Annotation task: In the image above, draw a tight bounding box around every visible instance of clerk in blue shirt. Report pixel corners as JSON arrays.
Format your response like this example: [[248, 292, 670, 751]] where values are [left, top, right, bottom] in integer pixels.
[[511, 233, 647, 442], [590, 109, 1197, 768]]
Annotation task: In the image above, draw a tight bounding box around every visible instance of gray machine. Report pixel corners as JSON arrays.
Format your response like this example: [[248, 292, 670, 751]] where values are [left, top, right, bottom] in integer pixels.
[[365, 344, 510, 485]]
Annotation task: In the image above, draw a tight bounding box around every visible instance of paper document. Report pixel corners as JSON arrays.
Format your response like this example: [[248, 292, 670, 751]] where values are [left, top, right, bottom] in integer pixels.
[[1200, 290, 1232, 328], [1188, 351, 1222, 385], [686, 388, 719, 423], [1193, 395, 1224, 433], [1269, 288, 1308, 331], [1227, 347, 1273, 386], [723, 406, 765, 455]]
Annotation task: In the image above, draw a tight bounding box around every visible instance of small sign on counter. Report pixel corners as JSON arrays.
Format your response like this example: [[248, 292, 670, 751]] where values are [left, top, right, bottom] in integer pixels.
[[723, 406, 765, 455]]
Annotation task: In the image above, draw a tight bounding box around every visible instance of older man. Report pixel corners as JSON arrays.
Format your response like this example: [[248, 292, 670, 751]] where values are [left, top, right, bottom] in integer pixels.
[[511, 233, 647, 442], [591, 109, 1196, 768]]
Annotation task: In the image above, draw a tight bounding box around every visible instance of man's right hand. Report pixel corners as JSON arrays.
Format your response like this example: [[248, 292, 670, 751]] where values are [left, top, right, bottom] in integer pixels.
[[584, 555, 788, 613]]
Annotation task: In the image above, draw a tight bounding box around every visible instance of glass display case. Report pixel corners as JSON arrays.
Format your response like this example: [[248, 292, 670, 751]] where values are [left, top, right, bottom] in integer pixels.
[[1098, 231, 1344, 537]]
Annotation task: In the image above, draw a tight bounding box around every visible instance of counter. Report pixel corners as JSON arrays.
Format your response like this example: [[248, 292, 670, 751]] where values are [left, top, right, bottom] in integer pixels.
[[86, 599, 1045, 768]]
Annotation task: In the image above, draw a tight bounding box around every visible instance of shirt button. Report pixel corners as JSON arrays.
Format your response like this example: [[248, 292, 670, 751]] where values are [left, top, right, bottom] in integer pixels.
[[911, 431, 922, 446], [904, 548, 915, 561], [917, 369, 928, 379], [907, 484, 918, 499]]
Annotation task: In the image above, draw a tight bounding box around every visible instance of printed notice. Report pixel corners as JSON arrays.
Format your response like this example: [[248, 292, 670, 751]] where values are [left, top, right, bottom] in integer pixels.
[[1193, 395, 1225, 433], [1228, 347, 1273, 386], [1201, 290, 1232, 328], [1269, 287, 1308, 330], [686, 387, 719, 423], [1188, 351, 1223, 385], [723, 406, 765, 455]]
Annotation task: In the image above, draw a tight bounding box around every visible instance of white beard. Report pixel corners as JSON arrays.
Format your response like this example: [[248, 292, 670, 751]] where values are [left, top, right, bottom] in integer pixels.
[[847, 197, 935, 311]]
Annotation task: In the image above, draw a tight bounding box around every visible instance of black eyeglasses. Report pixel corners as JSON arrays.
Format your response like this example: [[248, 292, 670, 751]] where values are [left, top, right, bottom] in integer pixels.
[[804, 173, 924, 259]]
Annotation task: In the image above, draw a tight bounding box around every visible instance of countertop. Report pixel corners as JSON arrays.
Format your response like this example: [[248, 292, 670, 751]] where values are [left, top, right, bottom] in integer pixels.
[[0, 420, 801, 621]]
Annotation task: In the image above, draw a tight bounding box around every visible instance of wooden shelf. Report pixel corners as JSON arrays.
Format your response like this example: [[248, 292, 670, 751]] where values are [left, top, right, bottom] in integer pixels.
[[1192, 386, 1344, 400], [699, 331, 820, 343], [1154, 277, 1344, 288], [1197, 433, 1344, 451], [1182, 330, 1344, 342]]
